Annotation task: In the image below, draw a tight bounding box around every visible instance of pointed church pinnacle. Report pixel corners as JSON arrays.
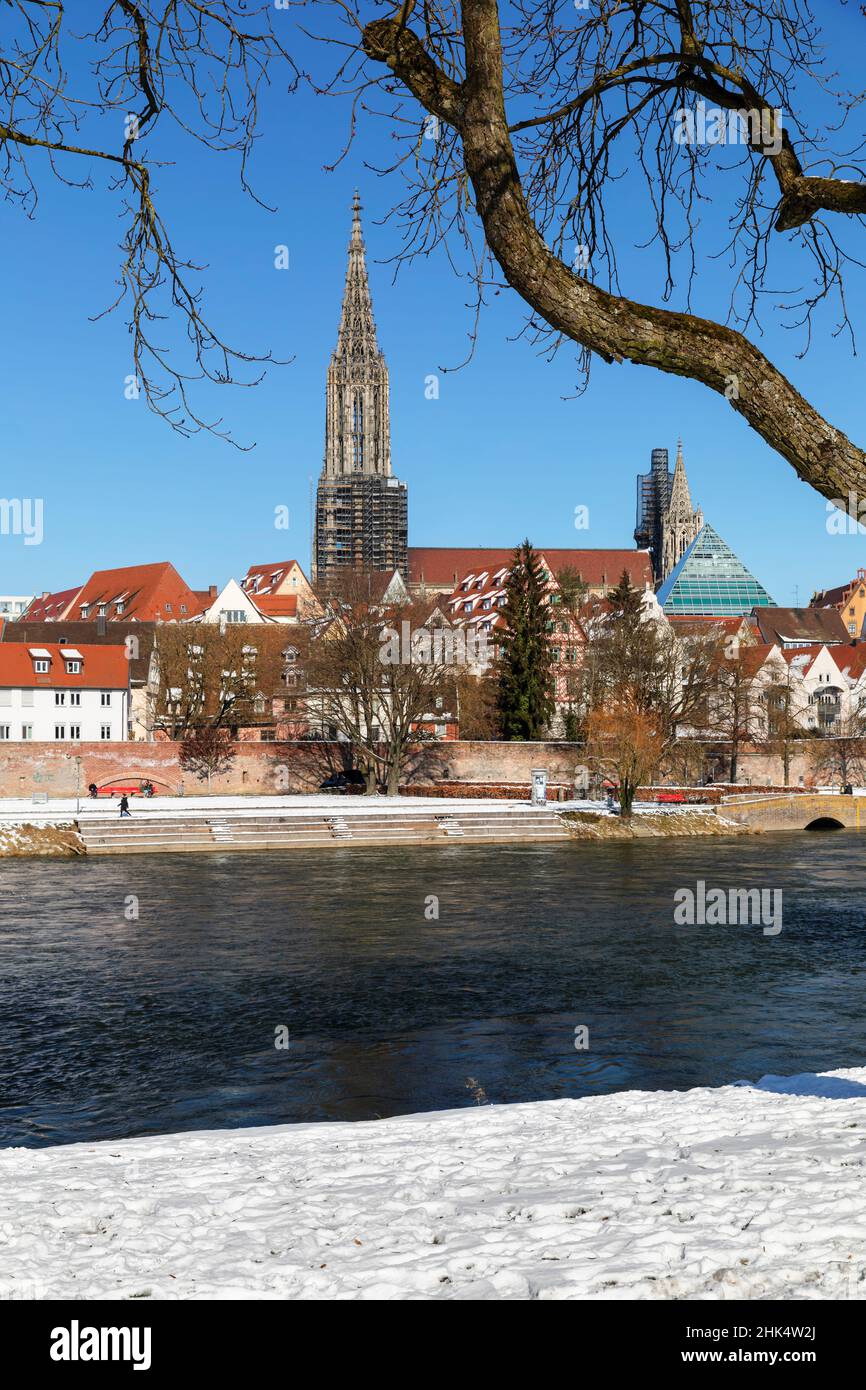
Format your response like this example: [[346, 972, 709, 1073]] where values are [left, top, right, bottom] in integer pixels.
[[335, 190, 379, 359]]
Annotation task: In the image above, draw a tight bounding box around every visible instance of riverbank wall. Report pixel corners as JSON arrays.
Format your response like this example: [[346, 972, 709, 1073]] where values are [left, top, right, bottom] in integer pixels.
[[0, 738, 823, 801], [0, 798, 750, 856]]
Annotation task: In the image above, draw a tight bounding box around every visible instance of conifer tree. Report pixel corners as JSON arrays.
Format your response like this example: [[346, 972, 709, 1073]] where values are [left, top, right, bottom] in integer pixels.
[[607, 569, 643, 620], [496, 540, 555, 739]]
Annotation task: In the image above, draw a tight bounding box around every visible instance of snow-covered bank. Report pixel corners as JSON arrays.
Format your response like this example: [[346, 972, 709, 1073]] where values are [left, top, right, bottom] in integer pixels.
[[3, 1069, 866, 1300]]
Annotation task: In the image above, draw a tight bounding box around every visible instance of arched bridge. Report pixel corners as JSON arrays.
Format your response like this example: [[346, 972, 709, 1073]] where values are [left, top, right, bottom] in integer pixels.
[[721, 794, 866, 832]]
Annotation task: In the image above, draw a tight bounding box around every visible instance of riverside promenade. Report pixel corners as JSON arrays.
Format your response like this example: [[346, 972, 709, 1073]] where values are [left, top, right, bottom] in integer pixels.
[[0, 793, 572, 855]]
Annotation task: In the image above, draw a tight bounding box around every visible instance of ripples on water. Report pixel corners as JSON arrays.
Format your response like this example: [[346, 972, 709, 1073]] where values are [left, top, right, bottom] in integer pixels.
[[1, 836, 864, 1147]]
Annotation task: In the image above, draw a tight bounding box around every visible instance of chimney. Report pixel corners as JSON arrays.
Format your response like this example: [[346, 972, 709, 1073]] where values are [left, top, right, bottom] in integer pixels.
[[208, 585, 217, 599], [97, 614, 106, 637]]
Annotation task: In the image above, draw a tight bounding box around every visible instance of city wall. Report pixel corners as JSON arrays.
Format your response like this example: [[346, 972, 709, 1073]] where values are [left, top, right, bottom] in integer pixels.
[[0, 740, 818, 800]]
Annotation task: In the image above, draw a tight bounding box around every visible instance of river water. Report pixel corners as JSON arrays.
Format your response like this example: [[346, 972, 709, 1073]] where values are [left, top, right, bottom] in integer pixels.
[[1, 833, 864, 1147]]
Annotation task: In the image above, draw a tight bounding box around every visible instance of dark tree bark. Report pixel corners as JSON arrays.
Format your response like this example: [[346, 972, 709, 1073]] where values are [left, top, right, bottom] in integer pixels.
[[362, 1, 866, 505]]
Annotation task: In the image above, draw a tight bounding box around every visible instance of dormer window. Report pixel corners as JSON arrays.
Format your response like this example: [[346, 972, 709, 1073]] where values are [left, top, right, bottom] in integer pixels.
[[115, 601, 125, 615], [80, 605, 90, 620], [65, 660, 81, 674], [34, 658, 49, 674]]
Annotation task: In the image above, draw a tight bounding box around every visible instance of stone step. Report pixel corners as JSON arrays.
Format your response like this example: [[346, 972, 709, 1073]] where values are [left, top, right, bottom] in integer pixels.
[[78, 807, 569, 853]]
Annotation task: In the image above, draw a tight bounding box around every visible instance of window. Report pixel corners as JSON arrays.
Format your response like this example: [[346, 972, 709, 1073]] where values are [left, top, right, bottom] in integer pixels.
[[21, 725, 32, 740], [55, 692, 66, 705], [21, 689, 33, 707], [165, 603, 172, 613], [100, 724, 112, 740], [34, 659, 49, 674], [223, 610, 247, 624], [180, 604, 187, 615], [0, 690, 10, 707], [100, 692, 111, 706], [80, 605, 90, 619], [65, 659, 81, 674], [69, 724, 81, 740], [54, 725, 65, 740], [70, 691, 81, 706], [0, 726, 9, 740], [115, 601, 125, 616]]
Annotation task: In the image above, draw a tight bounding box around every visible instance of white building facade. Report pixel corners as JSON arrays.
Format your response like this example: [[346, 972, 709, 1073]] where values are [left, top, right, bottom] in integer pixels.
[[0, 642, 130, 742]]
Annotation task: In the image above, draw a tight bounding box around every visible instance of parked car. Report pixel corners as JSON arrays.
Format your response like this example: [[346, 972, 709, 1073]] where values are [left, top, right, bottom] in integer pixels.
[[319, 770, 367, 794]]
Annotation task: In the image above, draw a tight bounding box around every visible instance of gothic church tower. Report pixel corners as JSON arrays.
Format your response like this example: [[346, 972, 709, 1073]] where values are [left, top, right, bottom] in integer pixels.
[[314, 194, 408, 584], [661, 441, 703, 580]]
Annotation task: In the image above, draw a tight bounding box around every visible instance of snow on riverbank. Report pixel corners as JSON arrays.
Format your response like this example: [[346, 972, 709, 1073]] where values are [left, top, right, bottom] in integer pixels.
[[3, 1069, 866, 1300]]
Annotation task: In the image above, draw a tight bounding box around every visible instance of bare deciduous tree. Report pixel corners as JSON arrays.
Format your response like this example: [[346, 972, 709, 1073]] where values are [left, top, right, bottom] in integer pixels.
[[2, 2, 297, 443], [585, 693, 664, 818], [301, 572, 458, 794], [153, 624, 284, 736], [303, 0, 866, 502], [179, 724, 235, 791]]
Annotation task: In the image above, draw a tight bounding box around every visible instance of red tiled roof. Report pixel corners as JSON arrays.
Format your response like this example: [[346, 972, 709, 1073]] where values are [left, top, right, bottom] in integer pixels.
[[778, 644, 825, 675], [447, 553, 586, 650], [242, 561, 304, 597], [755, 606, 849, 646], [73, 563, 200, 623], [669, 615, 753, 634], [836, 645, 866, 682], [18, 586, 83, 623], [252, 594, 299, 618], [408, 547, 653, 589], [0, 642, 129, 689], [811, 570, 866, 609], [731, 643, 777, 678]]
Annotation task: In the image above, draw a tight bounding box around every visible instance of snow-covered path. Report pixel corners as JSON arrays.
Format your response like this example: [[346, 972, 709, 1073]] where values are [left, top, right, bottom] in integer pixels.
[[3, 1069, 866, 1300]]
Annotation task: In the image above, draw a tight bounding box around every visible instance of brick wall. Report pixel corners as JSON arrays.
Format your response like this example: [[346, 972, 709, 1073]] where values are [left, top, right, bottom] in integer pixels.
[[0, 738, 825, 799], [0, 739, 586, 798]]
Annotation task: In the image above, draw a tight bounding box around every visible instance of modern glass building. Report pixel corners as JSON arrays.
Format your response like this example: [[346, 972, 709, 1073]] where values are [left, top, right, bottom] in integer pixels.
[[656, 524, 775, 616]]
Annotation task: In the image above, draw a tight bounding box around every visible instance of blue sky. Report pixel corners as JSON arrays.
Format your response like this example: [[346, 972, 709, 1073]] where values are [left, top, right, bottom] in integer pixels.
[[2, 5, 866, 606]]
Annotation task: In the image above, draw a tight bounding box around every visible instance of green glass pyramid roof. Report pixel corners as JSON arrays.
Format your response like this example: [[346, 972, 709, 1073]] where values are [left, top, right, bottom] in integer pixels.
[[656, 524, 775, 616]]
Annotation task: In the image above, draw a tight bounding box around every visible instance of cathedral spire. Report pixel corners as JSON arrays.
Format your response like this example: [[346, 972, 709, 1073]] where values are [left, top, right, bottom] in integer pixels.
[[668, 438, 693, 518], [661, 438, 703, 580], [323, 194, 392, 479], [335, 190, 380, 362], [315, 194, 407, 583]]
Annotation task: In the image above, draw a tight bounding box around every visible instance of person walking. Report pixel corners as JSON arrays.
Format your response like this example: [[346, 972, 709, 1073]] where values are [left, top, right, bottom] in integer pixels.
[[119, 794, 131, 818]]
